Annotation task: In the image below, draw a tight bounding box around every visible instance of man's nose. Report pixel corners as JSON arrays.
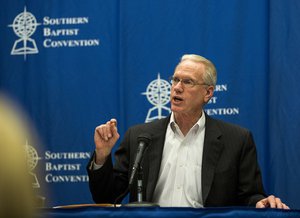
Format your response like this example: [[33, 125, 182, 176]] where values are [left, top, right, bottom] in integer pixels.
[[173, 81, 183, 92]]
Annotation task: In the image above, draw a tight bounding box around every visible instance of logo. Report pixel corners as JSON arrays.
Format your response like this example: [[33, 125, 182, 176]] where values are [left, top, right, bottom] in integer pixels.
[[142, 73, 171, 123], [8, 6, 101, 60], [8, 7, 41, 60], [25, 140, 42, 188]]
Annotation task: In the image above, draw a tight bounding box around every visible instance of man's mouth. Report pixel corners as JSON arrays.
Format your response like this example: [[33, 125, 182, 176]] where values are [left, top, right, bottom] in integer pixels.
[[173, 96, 183, 102]]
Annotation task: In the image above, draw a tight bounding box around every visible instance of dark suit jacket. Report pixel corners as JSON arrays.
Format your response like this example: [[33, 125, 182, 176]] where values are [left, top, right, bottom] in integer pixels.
[[87, 114, 266, 207]]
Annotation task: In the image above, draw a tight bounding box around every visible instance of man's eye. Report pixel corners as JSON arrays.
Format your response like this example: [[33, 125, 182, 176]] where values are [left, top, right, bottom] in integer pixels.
[[173, 77, 180, 82], [183, 79, 193, 85]]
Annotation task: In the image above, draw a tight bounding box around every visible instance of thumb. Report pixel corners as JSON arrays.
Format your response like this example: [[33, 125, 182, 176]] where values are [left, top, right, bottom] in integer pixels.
[[110, 119, 119, 139]]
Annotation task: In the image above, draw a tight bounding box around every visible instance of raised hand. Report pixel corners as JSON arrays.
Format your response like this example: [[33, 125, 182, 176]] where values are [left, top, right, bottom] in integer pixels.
[[94, 118, 120, 165]]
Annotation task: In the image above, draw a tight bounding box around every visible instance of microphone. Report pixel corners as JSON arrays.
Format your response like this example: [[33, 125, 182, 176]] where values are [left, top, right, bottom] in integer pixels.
[[115, 133, 158, 207], [128, 133, 152, 186]]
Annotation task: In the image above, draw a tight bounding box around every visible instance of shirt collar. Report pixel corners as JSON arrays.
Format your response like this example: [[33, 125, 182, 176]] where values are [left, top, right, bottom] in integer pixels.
[[170, 111, 206, 135]]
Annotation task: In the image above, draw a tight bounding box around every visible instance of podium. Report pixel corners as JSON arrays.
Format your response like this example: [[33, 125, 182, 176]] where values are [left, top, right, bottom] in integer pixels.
[[36, 205, 300, 218]]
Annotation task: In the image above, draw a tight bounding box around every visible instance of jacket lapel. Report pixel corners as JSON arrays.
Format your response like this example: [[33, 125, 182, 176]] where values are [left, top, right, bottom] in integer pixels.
[[145, 117, 169, 202], [202, 115, 224, 205]]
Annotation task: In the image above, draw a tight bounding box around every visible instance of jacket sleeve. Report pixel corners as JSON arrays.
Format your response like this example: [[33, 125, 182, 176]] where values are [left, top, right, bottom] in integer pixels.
[[86, 130, 131, 204], [237, 131, 266, 206]]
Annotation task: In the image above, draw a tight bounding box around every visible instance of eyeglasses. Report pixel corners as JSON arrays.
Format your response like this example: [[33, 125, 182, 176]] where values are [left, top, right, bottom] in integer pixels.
[[169, 76, 208, 88]]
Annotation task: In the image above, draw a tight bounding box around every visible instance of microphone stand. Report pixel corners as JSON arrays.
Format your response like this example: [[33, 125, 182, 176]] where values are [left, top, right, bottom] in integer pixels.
[[137, 166, 144, 203], [123, 165, 159, 207]]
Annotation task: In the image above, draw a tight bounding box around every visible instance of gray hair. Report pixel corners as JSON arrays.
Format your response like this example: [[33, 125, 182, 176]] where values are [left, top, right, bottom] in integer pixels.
[[179, 54, 217, 87]]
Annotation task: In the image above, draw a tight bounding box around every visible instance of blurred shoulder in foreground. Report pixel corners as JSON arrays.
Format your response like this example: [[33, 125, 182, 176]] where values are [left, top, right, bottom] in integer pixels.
[[0, 94, 37, 218]]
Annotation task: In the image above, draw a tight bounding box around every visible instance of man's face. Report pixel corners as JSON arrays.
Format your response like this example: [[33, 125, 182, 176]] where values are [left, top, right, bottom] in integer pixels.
[[170, 60, 213, 116]]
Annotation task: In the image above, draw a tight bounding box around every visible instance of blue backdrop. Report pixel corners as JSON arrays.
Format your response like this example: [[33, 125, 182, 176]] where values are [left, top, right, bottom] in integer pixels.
[[1, 0, 299, 208]]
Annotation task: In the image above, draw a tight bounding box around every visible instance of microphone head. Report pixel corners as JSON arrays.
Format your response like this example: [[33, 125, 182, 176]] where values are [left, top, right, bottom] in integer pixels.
[[137, 133, 152, 145]]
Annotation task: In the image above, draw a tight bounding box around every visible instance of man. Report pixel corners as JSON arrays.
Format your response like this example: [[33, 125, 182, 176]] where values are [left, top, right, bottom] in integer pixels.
[[87, 54, 289, 209]]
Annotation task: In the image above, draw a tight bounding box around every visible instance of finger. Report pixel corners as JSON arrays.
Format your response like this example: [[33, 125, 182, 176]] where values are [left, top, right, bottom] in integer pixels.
[[256, 200, 266, 208], [282, 203, 290, 210], [96, 125, 107, 141], [267, 195, 276, 208], [103, 121, 113, 140], [108, 119, 119, 139], [112, 127, 120, 141], [275, 197, 283, 209], [95, 126, 106, 146], [109, 119, 118, 133], [110, 118, 117, 126], [95, 125, 103, 139]]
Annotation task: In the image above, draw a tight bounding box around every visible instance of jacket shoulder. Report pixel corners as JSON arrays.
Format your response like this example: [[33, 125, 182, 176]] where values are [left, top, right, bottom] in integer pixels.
[[128, 117, 170, 133], [206, 115, 251, 136]]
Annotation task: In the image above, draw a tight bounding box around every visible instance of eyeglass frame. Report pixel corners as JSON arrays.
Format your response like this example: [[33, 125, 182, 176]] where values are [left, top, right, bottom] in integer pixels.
[[169, 76, 209, 88]]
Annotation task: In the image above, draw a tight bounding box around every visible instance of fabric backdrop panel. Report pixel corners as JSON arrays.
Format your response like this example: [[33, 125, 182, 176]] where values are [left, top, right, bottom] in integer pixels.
[[1, 0, 121, 206], [0, 0, 299, 208], [268, 0, 300, 209]]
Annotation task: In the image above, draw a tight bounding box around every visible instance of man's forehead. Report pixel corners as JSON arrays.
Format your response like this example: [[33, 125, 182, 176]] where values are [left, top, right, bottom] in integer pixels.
[[175, 60, 205, 74]]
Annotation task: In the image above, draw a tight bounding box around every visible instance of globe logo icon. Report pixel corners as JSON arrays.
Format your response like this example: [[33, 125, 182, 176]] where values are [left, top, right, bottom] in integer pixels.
[[12, 10, 37, 39], [8, 7, 40, 59], [145, 77, 170, 106], [142, 74, 171, 123], [25, 141, 41, 188], [26, 144, 40, 171]]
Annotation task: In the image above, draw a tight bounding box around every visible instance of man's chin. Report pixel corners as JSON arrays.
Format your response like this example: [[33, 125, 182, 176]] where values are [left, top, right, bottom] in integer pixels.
[[171, 106, 184, 113]]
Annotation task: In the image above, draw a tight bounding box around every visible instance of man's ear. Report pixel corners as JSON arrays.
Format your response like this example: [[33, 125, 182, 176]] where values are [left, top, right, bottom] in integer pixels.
[[204, 86, 214, 103]]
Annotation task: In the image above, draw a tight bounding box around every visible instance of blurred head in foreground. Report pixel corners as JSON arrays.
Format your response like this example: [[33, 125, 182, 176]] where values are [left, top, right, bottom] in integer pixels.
[[0, 94, 36, 218]]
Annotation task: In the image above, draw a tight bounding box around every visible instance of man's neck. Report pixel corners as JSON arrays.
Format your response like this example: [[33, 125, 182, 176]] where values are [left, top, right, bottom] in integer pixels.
[[174, 111, 203, 136]]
